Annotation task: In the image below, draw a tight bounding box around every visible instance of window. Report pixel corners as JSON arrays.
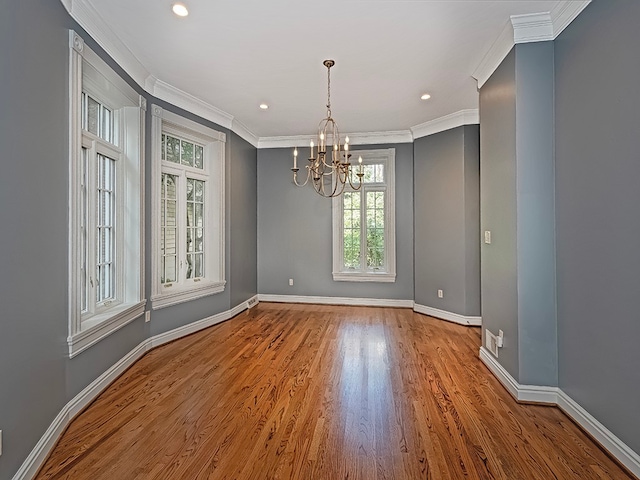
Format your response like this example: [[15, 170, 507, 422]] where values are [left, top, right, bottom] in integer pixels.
[[68, 31, 145, 357], [150, 105, 226, 309], [332, 148, 396, 282]]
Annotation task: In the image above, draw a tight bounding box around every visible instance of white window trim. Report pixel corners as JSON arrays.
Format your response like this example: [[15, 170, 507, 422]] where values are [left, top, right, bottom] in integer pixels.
[[68, 30, 146, 358], [332, 148, 396, 283], [150, 105, 226, 310]]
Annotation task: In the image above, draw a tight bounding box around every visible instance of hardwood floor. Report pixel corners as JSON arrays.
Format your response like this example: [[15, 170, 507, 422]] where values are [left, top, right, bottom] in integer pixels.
[[36, 303, 633, 479]]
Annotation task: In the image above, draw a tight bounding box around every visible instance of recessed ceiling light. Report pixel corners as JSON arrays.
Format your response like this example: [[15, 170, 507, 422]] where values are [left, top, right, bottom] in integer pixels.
[[259, 104, 269, 110], [172, 3, 189, 17], [421, 94, 431, 100]]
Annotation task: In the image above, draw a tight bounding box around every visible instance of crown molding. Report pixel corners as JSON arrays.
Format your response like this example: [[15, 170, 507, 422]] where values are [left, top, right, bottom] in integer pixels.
[[551, 0, 591, 37], [257, 130, 412, 149], [60, 0, 260, 148], [473, 1, 591, 88], [511, 12, 553, 44], [472, 20, 515, 89], [231, 119, 259, 147], [64, 0, 150, 88], [149, 79, 234, 130], [411, 109, 479, 140]]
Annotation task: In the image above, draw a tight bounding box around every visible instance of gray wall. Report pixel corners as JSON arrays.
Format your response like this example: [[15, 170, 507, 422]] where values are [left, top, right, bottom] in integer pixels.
[[480, 49, 520, 380], [229, 132, 258, 308], [514, 42, 557, 386], [555, 0, 640, 452], [414, 125, 480, 317], [480, 42, 557, 387], [0, 1, 258, 477], [257, 144, 414, 300]]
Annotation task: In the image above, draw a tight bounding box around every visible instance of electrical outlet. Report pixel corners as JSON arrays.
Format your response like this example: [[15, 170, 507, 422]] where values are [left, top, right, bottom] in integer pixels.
[[485, 330, 499, 357], [497, 329, 504, 348], [437, 289, 443, 298], [145, 311, 150, 323], [289, 278, 294, 286], [484, 230, 492, 244]]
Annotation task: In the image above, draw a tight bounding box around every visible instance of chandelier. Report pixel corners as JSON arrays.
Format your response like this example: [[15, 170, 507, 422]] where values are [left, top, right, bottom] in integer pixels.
[[292, 60, 363, 197]]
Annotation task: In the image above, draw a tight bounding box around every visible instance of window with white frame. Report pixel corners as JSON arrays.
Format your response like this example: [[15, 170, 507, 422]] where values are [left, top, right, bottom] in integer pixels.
[[68, 31, 145, 358], [150, 105, 225, 309], [332, 148, 396, 282]]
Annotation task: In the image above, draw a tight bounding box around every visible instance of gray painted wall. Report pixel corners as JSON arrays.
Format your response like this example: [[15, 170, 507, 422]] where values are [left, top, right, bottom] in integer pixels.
[[514, 42, 557, 386], [414, 126, 480, 316], [480, 49, 520, 380], [555, 0, 640, 452], [229, 132, 258, 308], [0, 2, 258, 477], [257, 144, 414, 300], [480, 42, 558, 387]]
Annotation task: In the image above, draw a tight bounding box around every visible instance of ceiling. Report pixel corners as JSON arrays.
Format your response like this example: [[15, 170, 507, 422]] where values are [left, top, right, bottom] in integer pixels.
[[67, 0, 590, 143]]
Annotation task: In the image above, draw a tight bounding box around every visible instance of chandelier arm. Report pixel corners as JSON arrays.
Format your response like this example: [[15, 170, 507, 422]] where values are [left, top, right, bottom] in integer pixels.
[[292, 165, 312, 187]]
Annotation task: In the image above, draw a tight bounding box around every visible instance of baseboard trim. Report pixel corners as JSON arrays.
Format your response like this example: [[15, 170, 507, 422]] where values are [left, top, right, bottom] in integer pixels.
[[479, 347, 640, 478], [414, 304, 482, 327], [258, 294, 413, 308], [479, 347, 558, 404], [12, 296, 258, 480], [149, 296, 256, 349], [556, 391, 640, 478]]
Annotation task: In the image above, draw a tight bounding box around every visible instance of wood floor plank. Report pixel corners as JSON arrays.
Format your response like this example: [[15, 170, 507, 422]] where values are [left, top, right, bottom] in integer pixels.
[[35, 303, 635, 480]]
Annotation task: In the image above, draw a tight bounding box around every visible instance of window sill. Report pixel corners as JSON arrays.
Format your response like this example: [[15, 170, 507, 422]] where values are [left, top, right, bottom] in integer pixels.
[[151, 280, 226, 310], [68, 300, 146, 358], [332, 272, 396, 283]]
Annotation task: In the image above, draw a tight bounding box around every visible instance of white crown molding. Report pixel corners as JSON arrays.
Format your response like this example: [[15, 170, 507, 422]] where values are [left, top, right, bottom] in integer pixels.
[[414, 304, 482, 327], [257, 130, 412, 149], [231, 119, 259, 147], [12, 295, 259, 480], [64, 0, 150, 88], [149, 79, 234, 130], [473, 1, 591, 88], [551, 0, 592, 38], [511, 12, 554, 44], [479, 346, 640, 477], [258, 294, 413, 309], [472, 20, 515, 89], [411, 109, 480, 140]]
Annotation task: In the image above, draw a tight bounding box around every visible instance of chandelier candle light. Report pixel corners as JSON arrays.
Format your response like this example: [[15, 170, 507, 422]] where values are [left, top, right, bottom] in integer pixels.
[[292, 60, 364, 197]]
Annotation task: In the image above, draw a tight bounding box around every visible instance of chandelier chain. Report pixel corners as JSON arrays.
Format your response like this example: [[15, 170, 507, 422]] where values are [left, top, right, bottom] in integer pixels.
[[326, 63, 331, 117]]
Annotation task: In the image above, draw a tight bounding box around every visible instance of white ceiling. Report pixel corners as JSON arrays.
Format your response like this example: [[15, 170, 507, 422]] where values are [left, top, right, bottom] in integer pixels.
[[69, 0, 590, 142]]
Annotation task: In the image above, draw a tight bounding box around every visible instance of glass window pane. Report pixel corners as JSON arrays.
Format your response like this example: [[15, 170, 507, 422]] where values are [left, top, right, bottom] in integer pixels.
[[161, 134, 166, 160], [181, 141, 194, 167], [195, 145, 204, 169], [194, 253, 203, 278], [195, 180, 204, 202], [186, 178, 194, 201], [87, 95, 99, 136], [195, 204, 203, 228], [165, 256, 177, 283], [101, 106, 113, 143], [186, 254, 193, 279], [165, 136, 180, 163]]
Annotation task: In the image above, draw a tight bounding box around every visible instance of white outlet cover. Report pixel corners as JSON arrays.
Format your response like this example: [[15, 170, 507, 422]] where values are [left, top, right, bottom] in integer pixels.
[[484, 230, 492, 244], [486, 330, 499, 357]]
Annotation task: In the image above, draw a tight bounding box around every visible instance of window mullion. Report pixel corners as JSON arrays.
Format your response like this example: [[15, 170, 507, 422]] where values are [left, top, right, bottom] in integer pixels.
[[86, 147, 98, 316]]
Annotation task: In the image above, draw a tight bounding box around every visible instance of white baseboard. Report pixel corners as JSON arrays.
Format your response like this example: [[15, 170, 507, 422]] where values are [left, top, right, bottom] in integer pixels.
[[479, 347, 558, 404], [414, 303, 482, 327], [556, 390, 640, 478], [149, 296, 256, 349], [479, 347, 640, 478], [12, 296, 257, 480], [258, 294, 413, 308]]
